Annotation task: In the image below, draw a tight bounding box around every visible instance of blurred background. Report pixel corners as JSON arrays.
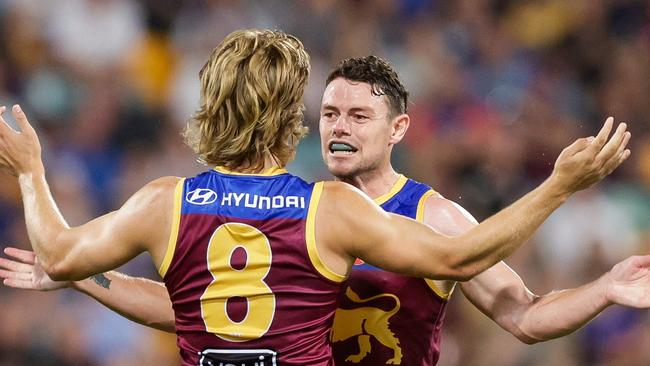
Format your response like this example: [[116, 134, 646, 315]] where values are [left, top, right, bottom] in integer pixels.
[[0, 0, 648, 365]]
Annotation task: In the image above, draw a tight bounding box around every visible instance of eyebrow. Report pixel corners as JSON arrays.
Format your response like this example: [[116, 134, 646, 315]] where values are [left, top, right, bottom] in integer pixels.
[[320, 104, 374, 115]]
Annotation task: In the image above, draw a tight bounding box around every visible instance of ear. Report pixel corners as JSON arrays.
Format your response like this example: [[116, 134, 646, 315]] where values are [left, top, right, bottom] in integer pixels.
[[389, 113, 410, 145]]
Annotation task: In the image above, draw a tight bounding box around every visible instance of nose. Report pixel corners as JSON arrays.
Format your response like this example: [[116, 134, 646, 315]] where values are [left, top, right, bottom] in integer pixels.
[[332, 116, 351, 137]]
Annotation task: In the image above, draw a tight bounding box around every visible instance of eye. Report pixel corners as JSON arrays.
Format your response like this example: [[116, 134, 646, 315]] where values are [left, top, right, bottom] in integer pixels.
[[321, 112, 337, 121], [353, 114, 369, 122]]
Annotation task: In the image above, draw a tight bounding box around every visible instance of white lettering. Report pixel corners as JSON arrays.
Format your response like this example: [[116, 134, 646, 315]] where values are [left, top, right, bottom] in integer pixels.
[[233, 193, 245, 206], [258, 196, 271, 210], [244, 193, 258, 208], [272, 196, 284, 208], [221, 192, 233, 206], [217, 192, 306, 210], [286, 196, 299, 208]]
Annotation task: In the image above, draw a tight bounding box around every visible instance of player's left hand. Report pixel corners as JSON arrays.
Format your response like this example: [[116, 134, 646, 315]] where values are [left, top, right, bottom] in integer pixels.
[[604, 255, 650, 308], [0, 104, 43, 177], [0, 247, 70, 291]]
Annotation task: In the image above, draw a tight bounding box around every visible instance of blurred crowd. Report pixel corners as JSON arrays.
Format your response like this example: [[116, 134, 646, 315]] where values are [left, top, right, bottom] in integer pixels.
[[0, 0, 648, 365]]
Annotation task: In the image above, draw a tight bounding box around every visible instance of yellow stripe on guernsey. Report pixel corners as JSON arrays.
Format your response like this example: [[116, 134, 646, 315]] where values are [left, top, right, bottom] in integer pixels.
[[213, 166, 288, 176], [373, 174, 408, 205], [306, 182, 346, 283], [417, 189, 457, 300], [158, 178, 185, 278]]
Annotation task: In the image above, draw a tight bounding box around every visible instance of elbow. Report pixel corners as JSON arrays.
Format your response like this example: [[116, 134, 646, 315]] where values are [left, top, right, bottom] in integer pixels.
[[149, 320, 176, 333], [515, 332, 541, 345], [444, 268, 475, 282], [44, 261, 83, 281], [503, 311, 545, 345], [43, 262, 70, 281], [440, 253, 484, 282]]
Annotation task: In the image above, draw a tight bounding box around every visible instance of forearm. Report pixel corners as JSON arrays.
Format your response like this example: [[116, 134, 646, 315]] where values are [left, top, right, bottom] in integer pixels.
[[449, 177, 569, 278], [73, 272, 175, 332], [513, 277, 610, 343], [18, 169, 71, 269]]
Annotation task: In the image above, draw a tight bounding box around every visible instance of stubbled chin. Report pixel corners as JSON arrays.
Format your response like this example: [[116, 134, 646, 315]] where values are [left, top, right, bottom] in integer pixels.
[[326, 159, 358, 178]]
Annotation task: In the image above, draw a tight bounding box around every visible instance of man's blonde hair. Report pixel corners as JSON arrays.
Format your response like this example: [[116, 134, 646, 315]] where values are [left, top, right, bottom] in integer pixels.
[[184, 29, 310, 170]]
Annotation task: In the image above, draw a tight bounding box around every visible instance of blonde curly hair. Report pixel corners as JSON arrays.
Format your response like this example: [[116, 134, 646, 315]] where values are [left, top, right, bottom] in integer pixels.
[[183, 29, 310, 170]]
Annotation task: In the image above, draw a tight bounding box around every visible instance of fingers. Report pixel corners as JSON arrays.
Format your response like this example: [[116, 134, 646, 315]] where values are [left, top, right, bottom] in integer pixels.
[[595, 122, 628, 163], [0, 104, 33, 134], [599, 130, 631, 177], [0, 268, 32, 281], [587, 117, 614, 153], [561, 136, 594, 157], [11, 105, 34, 134], [4, 247, 36, 264], [0, 257, 33, 273], [0, 106, 12, 133], [2, 278, 36, 290]]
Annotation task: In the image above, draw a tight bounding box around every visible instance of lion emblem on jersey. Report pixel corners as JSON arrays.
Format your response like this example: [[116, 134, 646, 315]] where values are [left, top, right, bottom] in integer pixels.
[[331, 287, 402, 364]]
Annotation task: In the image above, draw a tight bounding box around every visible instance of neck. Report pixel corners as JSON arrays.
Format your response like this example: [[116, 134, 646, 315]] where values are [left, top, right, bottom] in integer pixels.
[[222, 154, 284, 174], [337, 166, 401, 200]]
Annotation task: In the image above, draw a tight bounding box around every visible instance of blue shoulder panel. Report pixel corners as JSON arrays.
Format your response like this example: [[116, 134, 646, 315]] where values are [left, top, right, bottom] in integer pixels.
[[180, 170, 314, 221]]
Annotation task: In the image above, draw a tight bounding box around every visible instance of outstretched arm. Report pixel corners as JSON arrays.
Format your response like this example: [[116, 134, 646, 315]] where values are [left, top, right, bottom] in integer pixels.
[[0, 105, 176, 280], [402, 193, 650, 344], [0, 247, 176, 332], [463, 256, 650, 343], [317, 117, 631, 281]]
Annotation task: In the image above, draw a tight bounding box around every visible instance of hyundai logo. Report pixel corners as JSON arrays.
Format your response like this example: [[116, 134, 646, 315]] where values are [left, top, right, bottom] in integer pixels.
[[186, 188, 218, 205]]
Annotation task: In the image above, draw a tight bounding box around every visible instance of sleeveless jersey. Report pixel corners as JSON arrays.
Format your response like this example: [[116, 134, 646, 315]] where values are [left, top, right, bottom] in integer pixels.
[[159, 167, 344, 366], [331, 175, 454, 366]]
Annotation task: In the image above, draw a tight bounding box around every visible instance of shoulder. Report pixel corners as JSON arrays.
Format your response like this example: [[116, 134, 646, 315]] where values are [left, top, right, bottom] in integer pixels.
[[139, 176, 183, 196], [420, 194, 478, 236], [123, 176, 184, 212], [320, 181, 376, 208]]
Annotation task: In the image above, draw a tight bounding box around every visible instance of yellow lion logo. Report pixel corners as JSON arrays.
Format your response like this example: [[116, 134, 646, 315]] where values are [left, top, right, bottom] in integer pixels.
[[331, 287, 402, 364]]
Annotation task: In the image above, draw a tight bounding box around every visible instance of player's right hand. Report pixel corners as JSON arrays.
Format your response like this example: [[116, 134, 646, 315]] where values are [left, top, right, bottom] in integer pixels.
[[550, 117, 630, 195], [0, 247, 70, 291]]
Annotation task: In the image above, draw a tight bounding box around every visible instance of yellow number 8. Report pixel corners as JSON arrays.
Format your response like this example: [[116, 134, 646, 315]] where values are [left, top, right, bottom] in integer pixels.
[[200, 223, 275, 342]]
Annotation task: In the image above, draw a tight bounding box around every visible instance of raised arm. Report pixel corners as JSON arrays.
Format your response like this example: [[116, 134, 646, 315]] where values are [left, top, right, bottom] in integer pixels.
[[0, 105, 176, 280], [316, 117, 631, 281], [0, 247, 175, 332]]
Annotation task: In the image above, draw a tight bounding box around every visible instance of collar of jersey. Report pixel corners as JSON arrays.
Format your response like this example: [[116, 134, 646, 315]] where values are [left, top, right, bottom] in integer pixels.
[[373, 174, 408, 205], [213, 166, 288, 176]]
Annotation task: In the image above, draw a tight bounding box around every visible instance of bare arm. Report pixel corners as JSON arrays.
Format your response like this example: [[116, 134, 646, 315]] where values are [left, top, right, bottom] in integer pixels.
[[415, 194, 650, 345], [463, 255, 650, 344], [317, 118, 630, 281], [0, 247, 176, 332], [0, 105, 176, 280], [73, 272, 175, 332]]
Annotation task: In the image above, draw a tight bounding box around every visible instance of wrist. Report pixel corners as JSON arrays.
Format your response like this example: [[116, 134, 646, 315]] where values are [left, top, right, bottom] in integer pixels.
[[70, 277, 91, 293], [17, 163, 45, 181], [595, 272, 615, 308], [540, 175, 572, 204]]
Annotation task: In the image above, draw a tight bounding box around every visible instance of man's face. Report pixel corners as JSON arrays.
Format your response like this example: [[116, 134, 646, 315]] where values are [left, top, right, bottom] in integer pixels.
[[319, 78, 396, 179]]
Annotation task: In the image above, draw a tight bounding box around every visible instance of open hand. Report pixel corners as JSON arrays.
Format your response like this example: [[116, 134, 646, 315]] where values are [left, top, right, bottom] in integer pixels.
[[604, 255, 650, 308], [551, 117, 630, 195], [0, 105, 43, 177], [0, 247, 70, 291]]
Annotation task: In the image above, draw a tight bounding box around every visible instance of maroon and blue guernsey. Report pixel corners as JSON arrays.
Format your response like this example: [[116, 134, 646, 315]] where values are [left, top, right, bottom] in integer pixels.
[[159, 167, 344, 366], [331, 175, 454, 366]]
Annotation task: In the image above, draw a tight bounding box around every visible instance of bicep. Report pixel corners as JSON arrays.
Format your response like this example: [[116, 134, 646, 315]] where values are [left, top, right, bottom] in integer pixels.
[[318, 183, 457, 279]]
